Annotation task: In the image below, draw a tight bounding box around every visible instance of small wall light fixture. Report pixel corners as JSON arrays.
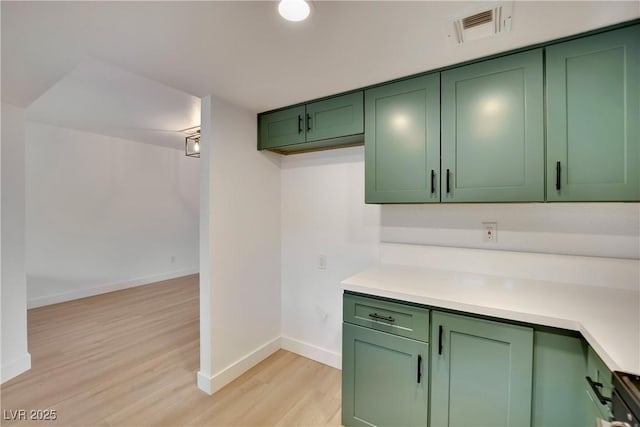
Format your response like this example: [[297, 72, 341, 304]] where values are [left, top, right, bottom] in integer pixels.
[[184, 127, 201, 158], [278, 0, 310, 22]]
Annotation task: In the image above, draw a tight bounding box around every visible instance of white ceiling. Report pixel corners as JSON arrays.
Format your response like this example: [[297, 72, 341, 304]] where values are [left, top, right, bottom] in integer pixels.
[[2, 1, 639, 148], [25, 58, 201, 149]]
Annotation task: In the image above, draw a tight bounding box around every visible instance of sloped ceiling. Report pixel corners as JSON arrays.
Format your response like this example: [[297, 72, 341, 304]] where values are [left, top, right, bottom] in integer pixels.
[[25, 58, 201, 149], [2, 1, 638, 148]]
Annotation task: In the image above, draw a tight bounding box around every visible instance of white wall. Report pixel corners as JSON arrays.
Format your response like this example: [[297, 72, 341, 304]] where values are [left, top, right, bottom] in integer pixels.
[[25, 122, 199, 308], [281, 147, 380, 368], [198, 95, 281, 394], [381, 203, 640, 259], [1, 103, 31, 383], [280, 147, 640, 366]]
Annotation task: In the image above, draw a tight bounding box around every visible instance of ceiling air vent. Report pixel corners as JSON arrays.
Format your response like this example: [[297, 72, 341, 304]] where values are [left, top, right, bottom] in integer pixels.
[[452, 3, 513, 44], [462, 10, 493, 30]]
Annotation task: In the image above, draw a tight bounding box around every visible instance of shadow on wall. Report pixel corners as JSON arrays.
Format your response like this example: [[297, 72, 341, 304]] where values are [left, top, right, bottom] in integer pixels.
[[380, 202, 640, 259]]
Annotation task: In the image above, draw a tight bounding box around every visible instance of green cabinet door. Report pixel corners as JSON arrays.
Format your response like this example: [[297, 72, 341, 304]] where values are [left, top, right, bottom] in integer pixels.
[[532, 331, 588, 427], [441, 49, 544, 202], [546, 25, 640, 201], [431, 311, 533, 427], [342, 323, 428, 427], [586, 387, 610, 424], [306, 92, 363, 142], [258, 105, 306, 149], [258, 92, 363, 151], [365, 73, 441, 203], [585, 346, 613, 421]]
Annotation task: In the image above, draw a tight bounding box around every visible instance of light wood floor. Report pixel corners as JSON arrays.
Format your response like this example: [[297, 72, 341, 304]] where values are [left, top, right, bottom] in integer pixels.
[[1, 276, 342, 426]]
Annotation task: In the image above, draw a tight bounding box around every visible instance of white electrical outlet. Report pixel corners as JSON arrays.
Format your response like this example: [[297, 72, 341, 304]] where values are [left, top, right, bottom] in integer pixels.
[[318, 254, 327, 270], [482, 222, 497, 243]]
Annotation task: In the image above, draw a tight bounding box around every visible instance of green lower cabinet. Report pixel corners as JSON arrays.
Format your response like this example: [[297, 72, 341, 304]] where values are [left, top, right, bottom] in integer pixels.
[[430, 311, 533, 427], [586, 387, 610, 425], [343, 294, 616, 427], [585, 346, 613, 422], [531, 331, 588, 427], [342, 323, 428, 427]]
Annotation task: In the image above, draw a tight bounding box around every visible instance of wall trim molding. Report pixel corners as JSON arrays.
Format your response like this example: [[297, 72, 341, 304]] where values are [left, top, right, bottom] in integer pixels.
[[1, 352, 31, 384], [196, 336, 281, 395], [27, 269, 199, 308], [281, 336, 342, 370]]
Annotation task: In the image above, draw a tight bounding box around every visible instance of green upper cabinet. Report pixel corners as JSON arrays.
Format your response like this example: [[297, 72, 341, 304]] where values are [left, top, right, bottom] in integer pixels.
[[258, 22, 639, 201], [431, 311, 534, 427], [441, 49, 545, 202], [365, 73, 441, 203], [546, 25, 640, 201], [258, 105, 306, 150], [258, 92, 363, 152], [306, 93, 364, 143]]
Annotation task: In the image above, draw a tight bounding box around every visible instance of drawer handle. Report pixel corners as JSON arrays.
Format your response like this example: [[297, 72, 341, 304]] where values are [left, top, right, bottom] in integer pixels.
[[438, 325, 443, 355], [306, 113, 312, 132], [446, 169, 451, 194], [368, 313, 395, 323], [417, 354, 423, 384], [555, 161, 561, 190], [298, 115, 303, 134], [586, 376, 611, 405]]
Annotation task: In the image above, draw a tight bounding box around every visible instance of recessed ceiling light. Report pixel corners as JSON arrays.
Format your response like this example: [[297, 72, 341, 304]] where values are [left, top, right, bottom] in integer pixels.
[[278, 0, 310, 22]]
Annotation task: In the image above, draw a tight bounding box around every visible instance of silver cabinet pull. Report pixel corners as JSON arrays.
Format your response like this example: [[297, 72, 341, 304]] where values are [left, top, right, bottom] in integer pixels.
[[368, 312, 395, 322]]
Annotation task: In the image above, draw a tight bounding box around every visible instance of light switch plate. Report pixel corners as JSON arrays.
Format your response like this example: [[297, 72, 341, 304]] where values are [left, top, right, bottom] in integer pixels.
[[318, 254, 327, 270]]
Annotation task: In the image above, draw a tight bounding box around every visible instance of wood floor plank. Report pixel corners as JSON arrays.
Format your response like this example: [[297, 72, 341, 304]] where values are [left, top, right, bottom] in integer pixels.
[[0, 275, 342, 426]]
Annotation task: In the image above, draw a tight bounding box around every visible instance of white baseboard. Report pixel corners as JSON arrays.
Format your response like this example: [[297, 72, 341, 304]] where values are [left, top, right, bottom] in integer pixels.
[[196, 370, 214, 395], [1, 352, 31, 384], [27, 268, 199, 308], [281, 336, 341, 370], [197, 336, 281, 395]]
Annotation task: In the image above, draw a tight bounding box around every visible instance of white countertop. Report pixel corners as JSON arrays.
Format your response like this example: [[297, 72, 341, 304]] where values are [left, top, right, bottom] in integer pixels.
[[342, 263, 640, 374]]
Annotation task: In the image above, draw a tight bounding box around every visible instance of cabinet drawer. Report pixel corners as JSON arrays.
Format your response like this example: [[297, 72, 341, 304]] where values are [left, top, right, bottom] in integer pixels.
[[343, 293, 429, 342]]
